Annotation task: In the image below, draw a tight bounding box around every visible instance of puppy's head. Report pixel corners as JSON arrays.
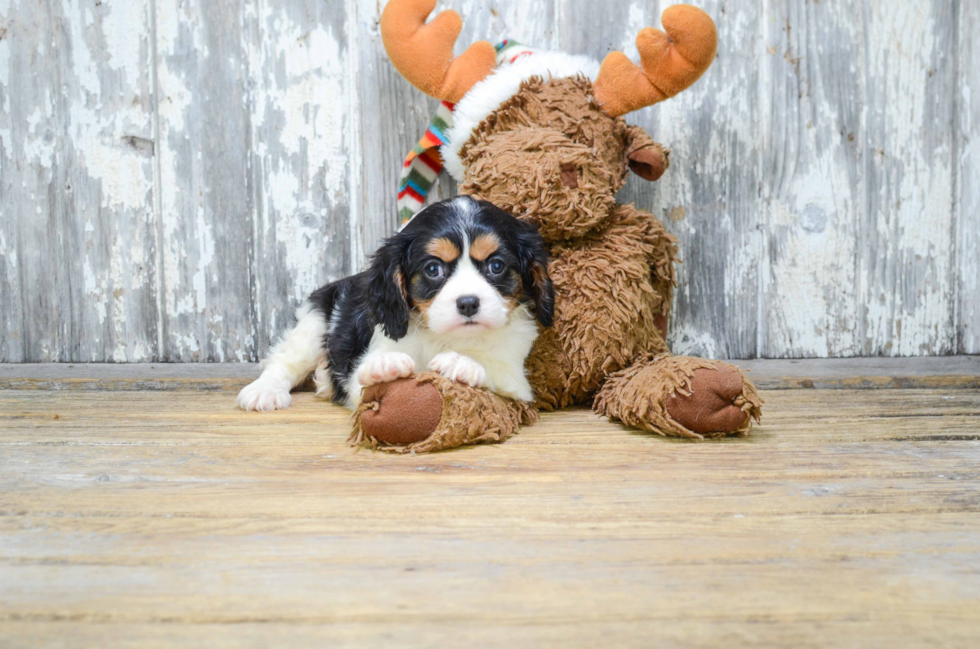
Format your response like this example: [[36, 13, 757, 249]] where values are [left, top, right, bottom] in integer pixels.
[[368, 196, 554, 339]]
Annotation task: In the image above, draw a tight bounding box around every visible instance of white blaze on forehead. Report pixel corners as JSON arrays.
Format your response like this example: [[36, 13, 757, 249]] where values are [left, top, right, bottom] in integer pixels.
[[425, 227, 510, 335], [451, 195, 478, 224]]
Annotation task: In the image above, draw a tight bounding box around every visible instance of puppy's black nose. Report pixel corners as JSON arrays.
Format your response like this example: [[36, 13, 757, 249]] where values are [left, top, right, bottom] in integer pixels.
[[456, 295, 480, 317]]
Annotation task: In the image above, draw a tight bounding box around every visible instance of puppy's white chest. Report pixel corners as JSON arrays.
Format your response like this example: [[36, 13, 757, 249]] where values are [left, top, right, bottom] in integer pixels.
[[352, 308, 540, 405], [410, 311, 535, 369]]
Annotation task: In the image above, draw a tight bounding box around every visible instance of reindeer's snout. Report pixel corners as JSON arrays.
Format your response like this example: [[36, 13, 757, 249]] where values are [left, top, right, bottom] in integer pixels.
[[560, 163, 579, 189]]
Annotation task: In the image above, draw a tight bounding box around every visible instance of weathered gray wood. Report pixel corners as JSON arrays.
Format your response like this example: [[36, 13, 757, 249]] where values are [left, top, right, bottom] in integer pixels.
[[861, 0, 957, 356], [642, 0, 763, 360], [0, 0, 977, 362], [243, 0, 353, 358], [2, 389, 979, 646], [454, 0, 557, 53], [153, 0, 354, 362], [153, 0, 257, 361], [759, 0, 865, 358], [349, 0, 441, 263], [958, 0, 980, 355], [3, 356, 977, 391], [0, 0, 159, 362]]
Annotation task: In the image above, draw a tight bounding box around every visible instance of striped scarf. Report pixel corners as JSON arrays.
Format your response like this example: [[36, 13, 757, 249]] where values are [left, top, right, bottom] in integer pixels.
[[397, 101, 455, 226]]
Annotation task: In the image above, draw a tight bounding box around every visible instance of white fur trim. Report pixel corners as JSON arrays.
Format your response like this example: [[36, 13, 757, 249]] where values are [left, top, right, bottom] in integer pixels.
[[441, 50, 601, 181]]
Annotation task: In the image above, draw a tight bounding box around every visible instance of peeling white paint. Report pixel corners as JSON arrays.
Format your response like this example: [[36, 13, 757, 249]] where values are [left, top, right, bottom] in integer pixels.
[[0, 0, 160, 361], [0, 231, 17, 270], [83, 258, 108, 326], [60, 14, 154, 212], [249, 9, 349, 305], [192, 210, 213, 313], [620, 2, 647, 59], [0, 19, 11, 153], [102, 1, 146, 88], [861, 0, 955, 356], [24, 105, 57, 164], [155, 0, 208, 358], [957, 4, 980, 354], [154, 54, 193, 322]]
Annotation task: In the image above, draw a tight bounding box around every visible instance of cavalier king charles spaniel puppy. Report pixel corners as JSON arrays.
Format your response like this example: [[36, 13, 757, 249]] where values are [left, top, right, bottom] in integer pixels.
[[237, 196, 554, 412]]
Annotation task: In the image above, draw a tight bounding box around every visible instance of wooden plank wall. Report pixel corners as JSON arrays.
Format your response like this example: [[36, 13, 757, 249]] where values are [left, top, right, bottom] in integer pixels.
[[0, 0, 976, 362]]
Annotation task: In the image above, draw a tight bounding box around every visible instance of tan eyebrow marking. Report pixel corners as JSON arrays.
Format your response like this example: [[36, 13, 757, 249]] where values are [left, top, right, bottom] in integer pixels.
[[425, 237, 460, 263], [469, 233, 501, 262]]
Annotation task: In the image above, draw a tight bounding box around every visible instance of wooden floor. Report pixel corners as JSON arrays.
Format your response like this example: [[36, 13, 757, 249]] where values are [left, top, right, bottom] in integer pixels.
[[1, 361, 979, 647]]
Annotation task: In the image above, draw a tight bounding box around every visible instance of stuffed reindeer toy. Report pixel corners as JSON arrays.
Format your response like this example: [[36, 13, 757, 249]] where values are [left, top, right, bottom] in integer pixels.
[[349, 0, 763, 452]]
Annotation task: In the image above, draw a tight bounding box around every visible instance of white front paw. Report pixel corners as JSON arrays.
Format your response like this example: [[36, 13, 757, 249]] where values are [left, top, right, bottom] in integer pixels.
[[429, 352, 487, 388], [237, 378, 292, 412], [357, 352, 417, 386]]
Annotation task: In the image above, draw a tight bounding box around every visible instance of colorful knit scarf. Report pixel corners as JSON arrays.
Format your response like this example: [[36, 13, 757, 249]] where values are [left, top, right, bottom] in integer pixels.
[[396, 100, 455, 225]]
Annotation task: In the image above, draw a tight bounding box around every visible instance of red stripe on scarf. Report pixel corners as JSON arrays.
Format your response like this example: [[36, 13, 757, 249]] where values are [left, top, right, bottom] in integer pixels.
[[417, 148, 443, 173], [398, 186, 425, 202]]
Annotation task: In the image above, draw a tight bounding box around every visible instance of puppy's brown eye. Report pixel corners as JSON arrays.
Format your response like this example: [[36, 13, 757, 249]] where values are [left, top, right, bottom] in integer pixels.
[[424, 261, 445, 279], [488, 259, 505, 275]]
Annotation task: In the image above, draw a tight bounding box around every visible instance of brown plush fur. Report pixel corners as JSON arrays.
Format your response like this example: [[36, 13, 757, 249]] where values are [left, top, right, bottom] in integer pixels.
[[461, 77, 656, 241], [523, 204, 675, 409], [595, 354, 762, 440], [350, 373, 537, 454], [460, 77, 761, 438], [458, 78, 672, 403]]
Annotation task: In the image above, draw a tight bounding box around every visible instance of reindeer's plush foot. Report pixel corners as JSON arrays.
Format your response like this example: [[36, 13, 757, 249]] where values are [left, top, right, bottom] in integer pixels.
[[594, 353, 763, 439], [349, 373, 537, 453]]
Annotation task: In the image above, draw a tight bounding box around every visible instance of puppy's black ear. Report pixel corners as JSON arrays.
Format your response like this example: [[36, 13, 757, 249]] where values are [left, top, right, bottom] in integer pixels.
[[367, 236, 411, 340], [516, 222, 554, 328]]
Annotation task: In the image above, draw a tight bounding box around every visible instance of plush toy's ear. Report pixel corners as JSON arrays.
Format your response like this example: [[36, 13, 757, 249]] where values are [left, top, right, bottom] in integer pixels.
[[515, 222, 555, 328], [625, 125, 670, 182], [367, 236, 411, 340]]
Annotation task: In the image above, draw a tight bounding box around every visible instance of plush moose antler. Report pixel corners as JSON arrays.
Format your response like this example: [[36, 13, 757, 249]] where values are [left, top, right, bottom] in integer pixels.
[[592, 5, 718, 117], [380, 0, 497, 103]]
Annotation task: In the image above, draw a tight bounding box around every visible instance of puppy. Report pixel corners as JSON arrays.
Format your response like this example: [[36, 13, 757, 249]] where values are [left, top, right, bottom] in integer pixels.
[[237, 196, 554, 412]]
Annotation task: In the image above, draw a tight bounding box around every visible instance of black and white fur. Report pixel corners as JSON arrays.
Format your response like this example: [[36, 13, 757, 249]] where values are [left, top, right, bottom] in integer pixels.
[[237, 196, 554, 412]]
